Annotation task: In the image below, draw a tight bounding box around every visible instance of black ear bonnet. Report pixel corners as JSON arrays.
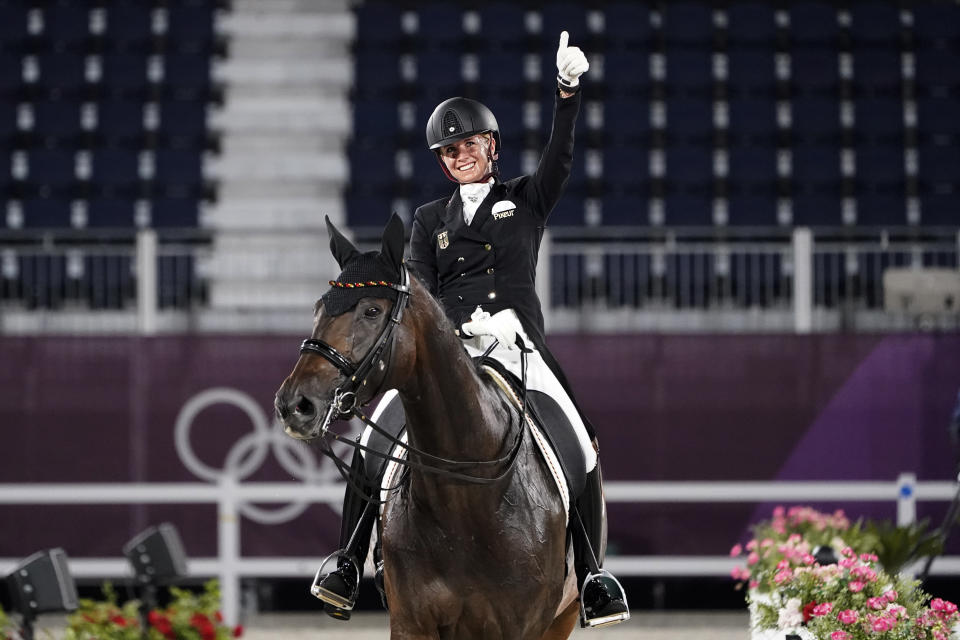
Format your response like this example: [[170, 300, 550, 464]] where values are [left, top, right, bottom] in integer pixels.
[[321, 214, 405, 316]]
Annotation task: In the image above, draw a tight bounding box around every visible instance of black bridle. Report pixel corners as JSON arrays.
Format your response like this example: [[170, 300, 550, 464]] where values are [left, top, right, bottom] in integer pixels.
[[300, 264, 412, 435], [296, 263, 526, 498]]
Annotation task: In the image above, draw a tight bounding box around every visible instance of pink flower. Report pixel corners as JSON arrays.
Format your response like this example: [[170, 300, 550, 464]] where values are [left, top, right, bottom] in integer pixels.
[[747, 552, 760, 566], [748, 580, 759, 589], [801, 553, 815, 565], [837, 609, 858, 624], [773, 506, 785, 517], [777, 560, 790, 570], [831, 632, 851, 640], [931, 598, 958, 615], [839, 557, 856, 568], [774, 569, 793, 585], [883, 590, 898, 602], [729, 544, 743, 557], [871, 617, 893, 632], [746, 539, 758, 551], [867, 596, 886, 610], [848, 581, 865, 592], [811, 602, 834, 617], [841, 547, 855, 557]]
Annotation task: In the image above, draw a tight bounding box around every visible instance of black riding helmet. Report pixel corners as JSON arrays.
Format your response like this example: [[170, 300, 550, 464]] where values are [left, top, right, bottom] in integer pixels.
[[426, 97, 501, 152], [426, 97, 501, 181]]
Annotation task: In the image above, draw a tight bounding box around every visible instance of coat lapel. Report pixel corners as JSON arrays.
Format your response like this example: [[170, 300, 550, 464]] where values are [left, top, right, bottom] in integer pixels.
[[468, 179, 505, 232], [443, 187, 487, 242]]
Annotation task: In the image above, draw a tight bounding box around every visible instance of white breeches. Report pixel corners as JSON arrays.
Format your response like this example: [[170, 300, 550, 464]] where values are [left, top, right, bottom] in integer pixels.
[[461, 310, 598, 472], [359, 310, 598, 473]]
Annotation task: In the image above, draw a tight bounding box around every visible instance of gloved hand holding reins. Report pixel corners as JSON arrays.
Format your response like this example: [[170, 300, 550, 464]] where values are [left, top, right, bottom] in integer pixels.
[[461, 307, 525, 350]]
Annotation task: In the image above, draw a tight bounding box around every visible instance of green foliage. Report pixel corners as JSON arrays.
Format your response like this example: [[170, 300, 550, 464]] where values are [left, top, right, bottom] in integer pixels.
[[864, 519, 943, 577]]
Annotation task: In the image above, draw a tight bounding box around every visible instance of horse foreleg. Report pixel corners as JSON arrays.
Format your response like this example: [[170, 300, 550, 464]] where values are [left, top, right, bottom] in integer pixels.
[[538, 601, 579, 640]]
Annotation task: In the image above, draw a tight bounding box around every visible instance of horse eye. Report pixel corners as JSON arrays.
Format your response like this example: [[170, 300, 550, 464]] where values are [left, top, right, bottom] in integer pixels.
[[364, 306, 381, 318]]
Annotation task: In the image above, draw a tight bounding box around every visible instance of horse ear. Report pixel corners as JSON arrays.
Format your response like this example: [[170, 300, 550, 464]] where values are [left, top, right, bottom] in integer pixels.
[[326, 215, 361, 268], [380, 213, 405, 270]]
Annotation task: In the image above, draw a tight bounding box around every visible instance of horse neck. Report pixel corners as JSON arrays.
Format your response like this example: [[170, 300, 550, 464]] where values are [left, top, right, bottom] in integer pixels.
[[397, 291, 515, 473]]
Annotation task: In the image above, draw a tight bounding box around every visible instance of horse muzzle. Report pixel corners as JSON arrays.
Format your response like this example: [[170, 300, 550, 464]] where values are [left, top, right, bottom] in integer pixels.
[[275, 386, 357, 441]]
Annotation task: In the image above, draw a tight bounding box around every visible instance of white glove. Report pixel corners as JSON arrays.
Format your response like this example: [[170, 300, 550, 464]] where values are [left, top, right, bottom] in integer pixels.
[[556, 30, 589, 90], [461, 307, 524, 350]]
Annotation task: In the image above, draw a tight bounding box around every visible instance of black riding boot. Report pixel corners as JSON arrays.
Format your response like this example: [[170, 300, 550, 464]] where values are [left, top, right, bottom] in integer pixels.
[[573, 462, 630, 628], [311, 443, 377, 621]]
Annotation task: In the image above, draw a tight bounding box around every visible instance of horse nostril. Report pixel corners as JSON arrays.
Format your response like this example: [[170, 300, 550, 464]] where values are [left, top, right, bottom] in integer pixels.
[[295, 396, 315, 417]]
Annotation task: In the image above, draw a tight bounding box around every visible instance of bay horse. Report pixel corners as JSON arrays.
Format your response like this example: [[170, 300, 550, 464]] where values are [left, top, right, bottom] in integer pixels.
[[275, 214, 580, 640]]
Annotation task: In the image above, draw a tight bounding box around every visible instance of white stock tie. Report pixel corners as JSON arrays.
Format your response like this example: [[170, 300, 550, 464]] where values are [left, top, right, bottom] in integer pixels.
[[459, 178, 494, 225]]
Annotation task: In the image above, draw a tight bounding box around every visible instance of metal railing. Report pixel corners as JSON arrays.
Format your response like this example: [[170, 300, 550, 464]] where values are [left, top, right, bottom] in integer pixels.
[[0, 473, 956, 626], [1, 226, 958, 334]]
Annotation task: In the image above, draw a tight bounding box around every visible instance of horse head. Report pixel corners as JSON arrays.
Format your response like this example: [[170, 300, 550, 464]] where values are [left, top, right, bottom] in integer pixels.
[[275, 213, 414, 440]]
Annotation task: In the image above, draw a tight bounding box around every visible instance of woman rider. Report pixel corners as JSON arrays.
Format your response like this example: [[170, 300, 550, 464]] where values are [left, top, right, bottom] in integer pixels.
[[313, 31, 629, 629]]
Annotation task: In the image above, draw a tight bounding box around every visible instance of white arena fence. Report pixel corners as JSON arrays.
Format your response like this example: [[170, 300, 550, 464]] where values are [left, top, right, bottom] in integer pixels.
[[1, 474, 958, 626], [0, 226, 958, 335]]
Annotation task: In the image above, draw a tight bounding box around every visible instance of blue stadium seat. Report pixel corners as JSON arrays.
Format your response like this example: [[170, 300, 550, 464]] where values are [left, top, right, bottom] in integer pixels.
[[354, 51, 404, 96], [101, 53, 150, 97], [548, 194, 586, 226], [157, 99, 208, 148], [789, 3, 839, 48], [0, 55, 25, 98], [352, 99, 399, 143], [22, 197, 72, 226], [101, 4, 154, 52], [152, 198, 199, 227], [27, 149, 77, 190], [153, 149, 203, 196], [665, 49, 713, 96], [603, 3, 651, 53], [791, 146, 842, 226], [40, 4, 92, 51], [349, 144, 395, 194], [603, 146, 650, 198], [417, 5, 467, 52], [477, 3, 528, 53], [541, 3, 590, 47], [727, 194, 777, 226], [792, 194, 841, 226], [727, 98, 777, 146], [912, 3, 960, 51], [165, 2, 216, 52], [852, 50, 902, 97], [850, 4, 903, 49], [791, 146, 840, 183], [790, 96, 841, 145], [916, 96, 960, 143], [728, 146, 778, 185], [354, 1, 405, 52], [417, 52, 465, 102], [854, 97, 903, 145], [667, 98, 713, 144], [914, 49, 960, 95], [604, 96, 650, 145], [36, 53, 89, 99], [664, 193, 712, 226], [600, 193, 646, 226], [161, 53, 211, 100], [0, 4, 28, 53], [603, 50, 649, 97], [90, 149, 142, 195], [727, 49, 777, 98], [94, 99, 145, 147], [726, 3, 777, 49], [855, 145, 904, 188], [478, 51, 528, 99], [480, 96, 524, 147], [346, 192, 389, 227], [855, 191, 905, 226], [87, 197, 135, 227], [665, 147, 713, 189], [789, 49, 839, 97], [663, 2, 713, 48], [31, 100, 83, 145]]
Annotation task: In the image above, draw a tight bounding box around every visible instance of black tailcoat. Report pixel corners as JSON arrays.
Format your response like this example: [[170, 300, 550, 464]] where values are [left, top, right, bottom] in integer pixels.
[[408, 90, 596, 439]]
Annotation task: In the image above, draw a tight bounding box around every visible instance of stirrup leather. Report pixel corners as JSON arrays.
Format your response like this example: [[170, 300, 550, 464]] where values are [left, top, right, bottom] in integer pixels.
[[579, 569, 630, 628], [310, 552, 360, 611]]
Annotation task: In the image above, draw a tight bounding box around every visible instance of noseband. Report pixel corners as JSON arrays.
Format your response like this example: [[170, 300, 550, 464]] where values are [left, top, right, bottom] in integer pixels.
[[300, 264, 412, 436]]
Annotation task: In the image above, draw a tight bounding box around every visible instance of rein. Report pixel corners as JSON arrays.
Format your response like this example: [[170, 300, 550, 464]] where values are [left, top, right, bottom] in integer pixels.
[[297, 265, 528, 502]]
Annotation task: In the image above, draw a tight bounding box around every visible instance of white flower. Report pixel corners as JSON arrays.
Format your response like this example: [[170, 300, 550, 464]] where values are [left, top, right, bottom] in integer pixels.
[[777, 597, 804, 630]]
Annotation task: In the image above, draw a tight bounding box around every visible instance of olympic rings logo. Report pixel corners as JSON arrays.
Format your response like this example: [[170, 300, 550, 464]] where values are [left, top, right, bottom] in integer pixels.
[[174, 387, 352, 524]]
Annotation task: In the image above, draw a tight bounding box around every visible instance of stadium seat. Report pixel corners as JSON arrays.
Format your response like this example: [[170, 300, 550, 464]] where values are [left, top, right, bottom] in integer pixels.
[[26, 149, 77, 192], [417, 5, 468, 52], [854, 97, 903, 145], [100, 53, 151, 98], [478, 51, 529, 99], [477, 3, 529, 53], [40, 3, 92, 52], [726, 3, 778, 49], [664, 193, 713, 226], [165, 2, 216, 53], [90, 149, 142, 197], [93, 99, 146, 148], [151, 197, 199, 227], [790, 96, 841, 146], [789, 49, 840, 97], [101, 3, 155, 53], [354, 1, 406, 53], [789, 3, 839, 48], [727, 98, 778, 146], [153, 149, 203, 197], [603, 2, 651, 53], [0, 4, 28, 53], [87, 197, 135, 227], [850, 4, 903, 50], [912, 3, 960, 51], [604, 96, 650, 146], [665, 49, 713, 97], [22, 197, 72, 227], [161, 53, 211, 100], [156, 99, 209, 149], [35, 53, 90, 100], [726, 49, 777, 99], [666, 98, 713, 145], [663, 2, 714, 48], [541, 3, 591, 48], [852, 50, 903, 98], [30, 100, 84, 147], [603, 50, 650, 97]]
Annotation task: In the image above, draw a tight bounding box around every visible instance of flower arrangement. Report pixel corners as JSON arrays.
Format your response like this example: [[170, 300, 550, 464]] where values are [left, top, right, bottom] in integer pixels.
[[64, 580, 242, 640], [0, 605, 19, 640], [732, 506, 958, 640]]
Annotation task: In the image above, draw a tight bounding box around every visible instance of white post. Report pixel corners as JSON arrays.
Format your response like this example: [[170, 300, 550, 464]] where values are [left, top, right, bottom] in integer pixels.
[[537, 229, 552, 333], [896, 472, 917, 526], [792, 227, 813, 334], [218, 477, 241, 627], [136, 229, 158, 335]]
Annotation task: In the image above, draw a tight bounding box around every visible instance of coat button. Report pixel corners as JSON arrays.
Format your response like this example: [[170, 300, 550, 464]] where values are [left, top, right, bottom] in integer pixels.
[[486, 267, 494, 274], [458, 295, 464, 301], [460, 273, 465, 277], [457, 256, 465, 262], [488, 291, 496, 300], [484, 243, 492, 251]]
